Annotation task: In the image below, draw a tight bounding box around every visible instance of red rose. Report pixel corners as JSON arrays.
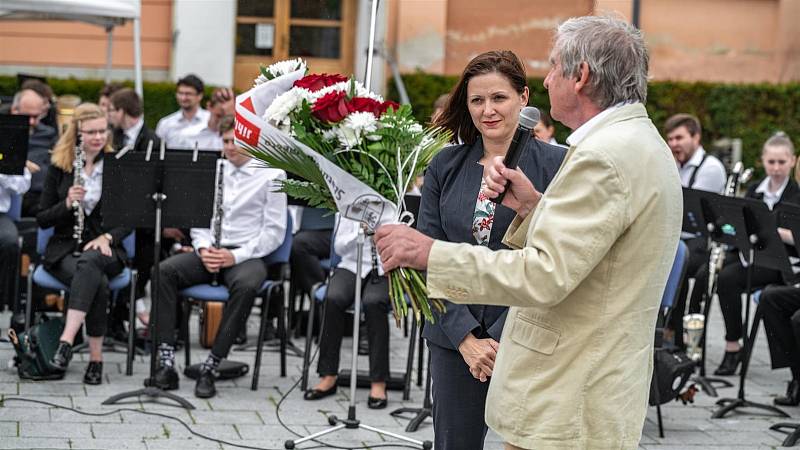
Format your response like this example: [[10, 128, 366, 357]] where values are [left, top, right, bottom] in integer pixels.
[[380, 101, 400, 114], [312, 91, 350, 123], [347, 97, 385, 117], [293, 73, 348, 92]]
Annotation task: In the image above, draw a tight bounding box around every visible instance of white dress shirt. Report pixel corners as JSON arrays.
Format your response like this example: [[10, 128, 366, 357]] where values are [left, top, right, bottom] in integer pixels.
[[191, 159, 287, 264], [0, 169, 31, 213], [173, 121, 223, 151], [565, 103, 627, 147], [677, 147, 726, 193], [334, 215, 385, 277], [755, 176, 789, 210], [82, 159, 104, 216], [155, 108, 210, 149], [123, 117, 145, 148]]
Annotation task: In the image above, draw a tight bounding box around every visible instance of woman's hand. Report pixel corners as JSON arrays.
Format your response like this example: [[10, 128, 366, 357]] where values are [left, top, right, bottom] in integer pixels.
[[65, 186, 86, 208], [83, 234, 112, 257], [483, 156, 541, 219], [458, 334, 500, 382]]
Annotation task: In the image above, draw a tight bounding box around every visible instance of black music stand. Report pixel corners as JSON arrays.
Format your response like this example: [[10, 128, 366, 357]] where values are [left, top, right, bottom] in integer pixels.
[[681, 188, 734, 396], [101, 149, 217, 409], [0, 114, 28, 175], [710, 196, 792, 419]]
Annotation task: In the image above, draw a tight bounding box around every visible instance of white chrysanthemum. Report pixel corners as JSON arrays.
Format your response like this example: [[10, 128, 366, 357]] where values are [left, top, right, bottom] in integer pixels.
[[253, 73, 269, 87], [253, 58, 306, 86], [309, 81, 351, 102], [263, 88, 310, 125], [344, 112, 378, 134], [409, 123, 423, 134], [320, 128, 337, 141]]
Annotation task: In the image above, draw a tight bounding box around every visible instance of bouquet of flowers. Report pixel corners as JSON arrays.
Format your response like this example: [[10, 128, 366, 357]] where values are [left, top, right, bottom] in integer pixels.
[[235, 59, 452, 324]]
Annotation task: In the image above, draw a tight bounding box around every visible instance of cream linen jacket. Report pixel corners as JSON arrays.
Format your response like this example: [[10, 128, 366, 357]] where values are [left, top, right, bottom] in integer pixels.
[[427, 103, 682, 449]]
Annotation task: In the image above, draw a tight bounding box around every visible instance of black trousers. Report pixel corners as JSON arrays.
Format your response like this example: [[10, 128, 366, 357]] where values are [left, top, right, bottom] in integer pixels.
[[317, 267, 389, 382], [716, 258, 784, 342], [0, 214, 18, 311], [669, 237, 710, 348], [760, 285, 800, 370], [290, 229, 331, 294], [155, 252, 267, 359], [428, 341, 490, 450], [49, 250, 124, 337]]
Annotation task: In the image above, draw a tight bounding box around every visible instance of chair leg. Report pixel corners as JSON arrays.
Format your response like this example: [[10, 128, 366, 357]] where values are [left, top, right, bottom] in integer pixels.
[[252, 286, 273, 391], [301, 293, 315, 392], [25, 264, 33, 331], [126, 270, 137, 376], [656, 403, 664, 438], [183, 300, 192, 368], [403, 315, 417, 401]]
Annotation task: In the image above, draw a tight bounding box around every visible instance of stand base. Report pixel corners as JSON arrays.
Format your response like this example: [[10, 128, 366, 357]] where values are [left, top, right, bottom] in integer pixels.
[[390, 406, 432, 432], [284, 412, 432, 449], [770, 423, 800, 447], [693, 375, 733, 398], [102, 386, 195, 410], [712, 397, 790, 419]]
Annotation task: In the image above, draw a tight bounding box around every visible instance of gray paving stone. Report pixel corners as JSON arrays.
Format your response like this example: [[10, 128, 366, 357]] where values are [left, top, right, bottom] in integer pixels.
[[0, 437, 70, 449], [67, 438, 150, 449], [0, 407, 51, 422], [91, 423, 168, 439], [19, 421, 93, 438], [0, 383, 18, 395], [143, 437, 225, 449], [0, 421, 18, 437], [163, 423, 241, 441]]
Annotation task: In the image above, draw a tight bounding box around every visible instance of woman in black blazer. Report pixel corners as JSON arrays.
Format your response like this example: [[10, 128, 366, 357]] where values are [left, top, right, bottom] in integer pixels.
[[38, 103, 130, 384], [698, 133, 800, 376], [417, 50, 565, 450]]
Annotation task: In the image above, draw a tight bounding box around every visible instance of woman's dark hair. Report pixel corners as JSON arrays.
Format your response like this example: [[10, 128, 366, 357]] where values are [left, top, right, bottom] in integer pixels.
[[433, 50, 528, 144]]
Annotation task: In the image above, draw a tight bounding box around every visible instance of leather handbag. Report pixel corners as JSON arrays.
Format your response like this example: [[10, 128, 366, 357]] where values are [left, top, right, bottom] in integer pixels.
[[8, 315, 66, 380]]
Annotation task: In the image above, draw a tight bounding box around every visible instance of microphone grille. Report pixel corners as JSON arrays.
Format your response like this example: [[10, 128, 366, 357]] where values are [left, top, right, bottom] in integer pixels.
[[519, 107, 540, 130]]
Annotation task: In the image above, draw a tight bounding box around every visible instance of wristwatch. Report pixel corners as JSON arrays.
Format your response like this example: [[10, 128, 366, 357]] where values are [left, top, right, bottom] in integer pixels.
[[103, 233, 113, 243]]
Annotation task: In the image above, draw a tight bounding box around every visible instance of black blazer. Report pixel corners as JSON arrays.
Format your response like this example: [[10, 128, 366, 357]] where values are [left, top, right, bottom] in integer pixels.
[[745, 177, 800, 206], [418, 138, 566, 350], [113, 123, 161, 154], [36, 155, 131, 270]]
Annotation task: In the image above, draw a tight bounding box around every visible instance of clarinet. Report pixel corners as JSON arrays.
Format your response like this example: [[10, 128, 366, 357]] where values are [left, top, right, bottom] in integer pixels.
[[210, 158, 225, 286], [72, 121, 85, 257]]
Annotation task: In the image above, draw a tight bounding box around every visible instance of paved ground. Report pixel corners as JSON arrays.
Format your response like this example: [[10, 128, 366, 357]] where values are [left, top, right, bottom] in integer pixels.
[[0, 298, 798, 450]]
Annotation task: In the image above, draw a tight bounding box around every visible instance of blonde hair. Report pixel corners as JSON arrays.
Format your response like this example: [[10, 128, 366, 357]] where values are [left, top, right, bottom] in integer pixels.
[[51, 103, 112, 171]]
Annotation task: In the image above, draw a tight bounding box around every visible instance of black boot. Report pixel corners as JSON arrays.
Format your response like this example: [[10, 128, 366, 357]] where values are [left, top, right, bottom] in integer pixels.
[[151, 365, 179, 390], [775, 379, 800, 406], [50, 341, 73, 372], [83, 361, 103, 385], [195, 369, 217, 398], [714, 350, 742, 376]]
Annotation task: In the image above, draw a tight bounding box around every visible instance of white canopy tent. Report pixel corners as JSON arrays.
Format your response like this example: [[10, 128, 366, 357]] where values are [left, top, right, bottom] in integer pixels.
[[0, 0, 143, 99]]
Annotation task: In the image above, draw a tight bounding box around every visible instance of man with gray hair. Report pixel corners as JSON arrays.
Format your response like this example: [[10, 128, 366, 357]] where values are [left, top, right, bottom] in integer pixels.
[[375, 15, 682, 449]]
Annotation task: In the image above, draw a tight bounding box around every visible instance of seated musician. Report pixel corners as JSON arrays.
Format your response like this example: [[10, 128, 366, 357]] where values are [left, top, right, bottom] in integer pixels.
[[690, 132, 800, 376], [0, 166, 31, 313], [150, 116, 287, 398], [304, 216, 391, 409], [761, 284, 800, 406], [40, 103, 131, 385]]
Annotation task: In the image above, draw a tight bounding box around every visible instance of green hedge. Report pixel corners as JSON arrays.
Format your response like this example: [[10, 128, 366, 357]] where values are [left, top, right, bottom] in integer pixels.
[[388, 73, 800, 173], [3, 73, 799, 175], [0, 76, 217, 131]]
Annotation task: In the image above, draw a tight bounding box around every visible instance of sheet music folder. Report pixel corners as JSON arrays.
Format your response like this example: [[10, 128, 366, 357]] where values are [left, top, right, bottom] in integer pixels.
[[0, 114, 29, 175]]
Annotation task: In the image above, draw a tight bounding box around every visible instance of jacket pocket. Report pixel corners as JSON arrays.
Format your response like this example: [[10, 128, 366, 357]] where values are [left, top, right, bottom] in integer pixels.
[[511, 313, 561, 355]]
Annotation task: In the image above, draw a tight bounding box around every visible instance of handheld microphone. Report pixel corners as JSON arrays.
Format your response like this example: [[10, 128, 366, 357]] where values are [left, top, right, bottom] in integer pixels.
[[491, 106, 540, 204]]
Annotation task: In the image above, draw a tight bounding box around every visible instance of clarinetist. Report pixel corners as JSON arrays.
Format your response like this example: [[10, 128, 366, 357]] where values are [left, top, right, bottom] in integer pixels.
[[148, 115, 287, 399], [38, 103, 131, 385]]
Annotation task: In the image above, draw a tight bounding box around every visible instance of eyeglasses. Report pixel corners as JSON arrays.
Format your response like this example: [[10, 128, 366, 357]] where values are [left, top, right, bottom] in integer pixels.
[[80, 129, 108, 136]]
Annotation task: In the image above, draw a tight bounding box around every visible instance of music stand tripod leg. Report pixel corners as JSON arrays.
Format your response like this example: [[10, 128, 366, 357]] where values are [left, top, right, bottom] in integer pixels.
[[693, 287, 733, 397], [284, 226, 431, 449]]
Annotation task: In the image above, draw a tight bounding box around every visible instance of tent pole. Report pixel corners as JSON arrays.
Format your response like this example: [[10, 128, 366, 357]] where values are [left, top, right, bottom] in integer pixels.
[[105, 25, 113, 85], [133, 18, 143, 101]]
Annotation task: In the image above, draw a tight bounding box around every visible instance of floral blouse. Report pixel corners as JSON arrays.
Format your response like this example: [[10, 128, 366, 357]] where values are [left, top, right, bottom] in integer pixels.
[[472, 180, 495, 245]]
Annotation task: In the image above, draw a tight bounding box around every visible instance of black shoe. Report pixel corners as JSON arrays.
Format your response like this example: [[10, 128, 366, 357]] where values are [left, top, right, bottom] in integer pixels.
[[195, 370, 217, 398], [83, 361, 103, 385], [151, 366, 179, 390], [775, 379, 800, 406], [50, 341, 73, 372], [303, 385, 337, 400], [367, 396, 387, 409], [714, 350, 742, 376]]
